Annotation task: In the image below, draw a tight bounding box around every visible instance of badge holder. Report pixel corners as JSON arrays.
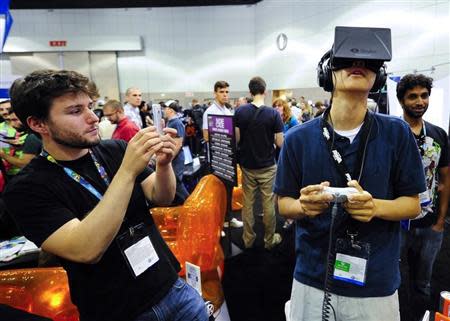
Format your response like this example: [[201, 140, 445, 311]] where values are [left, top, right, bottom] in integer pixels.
[[116, 222, 159, 278], [333, 232, 370, 286]]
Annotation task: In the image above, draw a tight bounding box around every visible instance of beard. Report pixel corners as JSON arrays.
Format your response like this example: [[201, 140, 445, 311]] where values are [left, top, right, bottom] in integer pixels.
[[14, 125, 26, 133], [49, 126, 100, 149], [403, 105, 428, 119]]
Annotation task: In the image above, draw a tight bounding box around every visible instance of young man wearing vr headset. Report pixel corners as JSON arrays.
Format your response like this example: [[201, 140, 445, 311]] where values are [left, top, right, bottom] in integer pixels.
[[274, 27, 426, 320]]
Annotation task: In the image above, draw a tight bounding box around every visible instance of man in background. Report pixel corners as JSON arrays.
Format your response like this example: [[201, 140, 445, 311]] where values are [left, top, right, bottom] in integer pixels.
[[0, 99, 12, 123], [397, 74, 449, 321], [202, 80, 243, 229], [164, 100, 189, 203], [202, 81, 232, 142], [0, 110, 39, 171], [235, 76, 284, 250], [0, 110, 27, 181], [124, 87, 143, 129], [103, 100, 139, 142]]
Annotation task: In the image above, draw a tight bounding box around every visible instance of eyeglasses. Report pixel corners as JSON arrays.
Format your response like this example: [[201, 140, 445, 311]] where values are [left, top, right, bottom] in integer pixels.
[[103, 111, 116, 118]]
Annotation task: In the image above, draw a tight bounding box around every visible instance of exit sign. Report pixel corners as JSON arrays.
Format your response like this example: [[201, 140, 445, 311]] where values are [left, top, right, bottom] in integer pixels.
[[49, 40, 67, 47]]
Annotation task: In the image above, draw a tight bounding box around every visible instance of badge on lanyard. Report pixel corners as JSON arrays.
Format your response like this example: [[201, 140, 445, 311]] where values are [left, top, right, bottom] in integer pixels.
[[116, 223, 159, 278], [333, 235, 370, 286]]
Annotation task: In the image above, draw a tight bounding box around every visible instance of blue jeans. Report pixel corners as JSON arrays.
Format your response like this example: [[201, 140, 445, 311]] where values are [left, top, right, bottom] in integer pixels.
[[133, 278, 208, 321], [400, 226, 444, 321], [401, 226, 443, 296]]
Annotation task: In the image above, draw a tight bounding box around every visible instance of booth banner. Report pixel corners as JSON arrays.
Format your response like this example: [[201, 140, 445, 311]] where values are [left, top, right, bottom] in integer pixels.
[[207, 114, 237, 186], [0, 0, 13, 53], [387, 75, 449, 134]]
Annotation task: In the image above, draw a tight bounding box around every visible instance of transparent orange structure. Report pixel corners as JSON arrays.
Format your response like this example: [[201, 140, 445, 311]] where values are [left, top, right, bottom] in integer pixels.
[[0, 268, 78, 321], [152, 174, 227, 310], [0, 174, 229, 319]]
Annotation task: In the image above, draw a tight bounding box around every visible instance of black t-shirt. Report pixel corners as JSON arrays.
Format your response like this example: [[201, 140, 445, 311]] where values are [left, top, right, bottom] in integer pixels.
[[411, 121, 449, 228], [22, 133, 42, 155], [4, 140, 180, 321], [234, 103, 283, 169]]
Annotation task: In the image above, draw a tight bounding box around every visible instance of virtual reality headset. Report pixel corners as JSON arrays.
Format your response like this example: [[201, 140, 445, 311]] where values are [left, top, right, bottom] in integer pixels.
[[331, 26, 392, 72], [317, 26, 392, 92]]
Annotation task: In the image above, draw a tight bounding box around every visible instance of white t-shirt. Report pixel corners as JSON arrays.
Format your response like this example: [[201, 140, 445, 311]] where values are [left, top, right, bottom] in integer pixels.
[[334, 122, 363, 144], [202, 102, 232, 130], [291, 106, 302, 119], [124, 103, 143, 129], [98, 119, 117, 139]]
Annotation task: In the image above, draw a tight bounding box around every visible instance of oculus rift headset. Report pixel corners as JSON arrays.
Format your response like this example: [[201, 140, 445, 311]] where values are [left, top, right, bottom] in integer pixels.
[[317, 26, 392, 92]]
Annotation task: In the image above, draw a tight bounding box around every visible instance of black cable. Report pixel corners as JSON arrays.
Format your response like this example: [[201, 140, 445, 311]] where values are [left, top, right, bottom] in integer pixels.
[[322, 202, 339, 321]]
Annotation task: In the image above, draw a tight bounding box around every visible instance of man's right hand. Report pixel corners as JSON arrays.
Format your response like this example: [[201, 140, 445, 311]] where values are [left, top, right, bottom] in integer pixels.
[[299, 181, 333, 217], [121, 126, 164, 177]]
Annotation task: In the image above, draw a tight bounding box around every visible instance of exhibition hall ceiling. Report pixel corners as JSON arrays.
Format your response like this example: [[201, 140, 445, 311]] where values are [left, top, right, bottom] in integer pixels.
[[10, 0, 262, 9]]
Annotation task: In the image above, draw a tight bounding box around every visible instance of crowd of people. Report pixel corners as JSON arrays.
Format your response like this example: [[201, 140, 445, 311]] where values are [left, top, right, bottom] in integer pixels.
[[0, 35, 448, 321]]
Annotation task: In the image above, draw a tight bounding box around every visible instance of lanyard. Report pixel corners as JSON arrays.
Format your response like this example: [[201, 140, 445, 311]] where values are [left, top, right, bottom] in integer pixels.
[[400, 116, 427, 157], [320, 107, 373, 185], [40, 149, 110, 200], [415, 121, 427, 158], [321, 107, 374, 238]]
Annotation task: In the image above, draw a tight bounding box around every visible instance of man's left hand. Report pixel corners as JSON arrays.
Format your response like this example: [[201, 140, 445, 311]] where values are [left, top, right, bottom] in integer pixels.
[[344, 180, 377, 223], [155, 128, 177, 166]]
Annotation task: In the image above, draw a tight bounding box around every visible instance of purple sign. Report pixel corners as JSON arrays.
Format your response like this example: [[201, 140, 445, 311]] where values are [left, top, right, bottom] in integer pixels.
[[207, 114, 237, 186], [208, 115, 234, 136]]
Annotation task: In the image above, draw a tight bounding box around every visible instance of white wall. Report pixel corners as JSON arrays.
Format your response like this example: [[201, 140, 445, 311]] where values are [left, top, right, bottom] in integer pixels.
[[5, 6, 256, 97], [2, 0, 449, 103], [255, 0, 449, 89]]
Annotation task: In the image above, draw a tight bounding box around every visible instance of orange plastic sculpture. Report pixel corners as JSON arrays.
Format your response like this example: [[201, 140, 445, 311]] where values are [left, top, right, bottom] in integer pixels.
[[232, 165, 243, 211], [0, 174, 229, 319], [152, 174, 227, 309], [0, 268, 78, 321]]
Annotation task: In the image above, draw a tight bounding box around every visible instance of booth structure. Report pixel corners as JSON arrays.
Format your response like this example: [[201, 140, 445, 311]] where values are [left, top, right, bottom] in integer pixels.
[[0, 174, 236, 320]]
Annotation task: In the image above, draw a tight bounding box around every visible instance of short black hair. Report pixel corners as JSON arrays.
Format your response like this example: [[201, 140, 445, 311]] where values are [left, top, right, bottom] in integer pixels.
[[10, 70, 90, 129], [248, 76, 266, 96], [167, 101, 180, 113], [214, 80, 229, 92], [396, 74, 433, 102]]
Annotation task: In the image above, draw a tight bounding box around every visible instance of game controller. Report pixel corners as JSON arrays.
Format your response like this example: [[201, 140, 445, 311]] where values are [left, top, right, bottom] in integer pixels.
[[323, 186, 358, 203]]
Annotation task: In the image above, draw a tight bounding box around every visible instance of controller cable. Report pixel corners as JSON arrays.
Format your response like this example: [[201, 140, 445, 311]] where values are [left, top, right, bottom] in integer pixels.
[[322, 200, 340, 321]]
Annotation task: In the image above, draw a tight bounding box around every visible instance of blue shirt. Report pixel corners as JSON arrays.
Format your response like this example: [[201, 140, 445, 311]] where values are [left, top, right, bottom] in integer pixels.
[[283, 115, 299, 134], [167, 117, 185, 180], [274, 113, 426, 297]]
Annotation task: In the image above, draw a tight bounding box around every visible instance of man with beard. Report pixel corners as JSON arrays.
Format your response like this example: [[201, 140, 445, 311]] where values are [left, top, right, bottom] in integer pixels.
[[0, 110, 41, 171], [102, 99, 139, 142], [396, 74, 449, 321], [3, 70, 208, 321]]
